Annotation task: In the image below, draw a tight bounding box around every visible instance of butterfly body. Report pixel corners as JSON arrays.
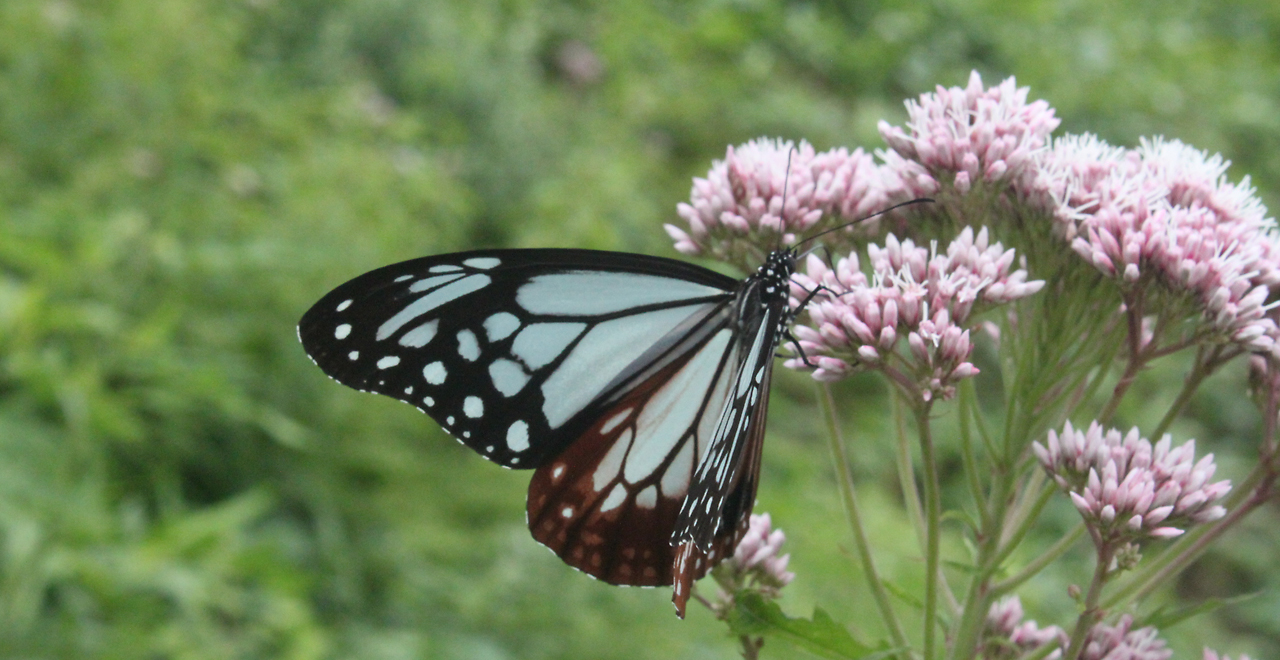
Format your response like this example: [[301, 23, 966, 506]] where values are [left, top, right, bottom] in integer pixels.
[[299, 247, 797, 616]]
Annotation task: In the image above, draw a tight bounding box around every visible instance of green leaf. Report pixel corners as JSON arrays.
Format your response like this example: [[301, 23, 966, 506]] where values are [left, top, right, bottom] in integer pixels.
[[881, 579, 925, 611], [1140, 592, 1261, 630], [726, 592, 894, 660]]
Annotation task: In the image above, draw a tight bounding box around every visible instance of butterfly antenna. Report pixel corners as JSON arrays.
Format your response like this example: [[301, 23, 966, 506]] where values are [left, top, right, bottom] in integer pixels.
[[794, 197, 935, 258], [774, 146, 795, 253]]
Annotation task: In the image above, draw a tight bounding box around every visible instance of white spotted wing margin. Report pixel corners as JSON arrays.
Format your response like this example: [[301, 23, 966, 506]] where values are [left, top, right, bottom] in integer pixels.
[[298, 248, 739, 470]]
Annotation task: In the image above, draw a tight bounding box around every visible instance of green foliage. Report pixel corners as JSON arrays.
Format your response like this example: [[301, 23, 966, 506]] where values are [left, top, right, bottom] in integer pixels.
[[725, 593, 881, 660], [1, 0, 1277, 658]]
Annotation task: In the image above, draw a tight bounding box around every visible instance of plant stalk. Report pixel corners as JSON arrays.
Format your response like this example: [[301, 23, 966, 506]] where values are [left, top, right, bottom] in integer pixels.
[[819, 384, 912, 655]]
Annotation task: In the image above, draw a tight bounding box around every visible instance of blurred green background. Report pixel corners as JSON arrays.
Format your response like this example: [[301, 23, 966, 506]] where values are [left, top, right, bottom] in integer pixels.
[[2, 0, 1278, 658]]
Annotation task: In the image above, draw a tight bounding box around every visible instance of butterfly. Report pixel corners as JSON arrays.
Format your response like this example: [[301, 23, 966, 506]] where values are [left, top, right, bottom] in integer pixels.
[[298, 245, 804, 617]]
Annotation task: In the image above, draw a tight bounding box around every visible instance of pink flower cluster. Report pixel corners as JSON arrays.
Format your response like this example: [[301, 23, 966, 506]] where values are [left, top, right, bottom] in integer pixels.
[[1080, 615, 1171, 660], [879, 71, 1061, 197], [666, 138, 890, 268], [786, 227, 1043, 397], [1029, 134, 1280, 358], [725, 513, 795, 593], [1034, 422, 1231, 541], [981, 596, 1067, 659]]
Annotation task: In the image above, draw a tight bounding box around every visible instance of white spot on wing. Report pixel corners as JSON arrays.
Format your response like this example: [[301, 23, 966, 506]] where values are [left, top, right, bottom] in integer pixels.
[[404, 386, 413, 394], [336, 299, 352, 312], [506, 420, 530, 452], [599, 484, 626, 513], [463, 396, 484, 418], [456, 329, 480, 361], [635, 485, 658, 509], [376, 356, 401, 369], [394, 274, 413, 282], [511, 322, 586, 370], [661, 441, 694, 497], [561, 506, 573, 518], [552, 464, 565, 480], [399, 320, 438, 348], [408, 273, 464, 293], [348, 351, 359, 360], [488, 359, 530, 397], [423, 396, 435, 406], [423, 361, 447, 384], [599, 408, 632, 435], [694, 332, 736, 463], [464, 257, 501, 269], [517, 271, 725, 315], [736, 320, 771, 393], [429, 265, 462, 273], [377, 274, 491, 340], [483, 312, 521, 342], [334, 324, 351, 339], [592, 428, 632, 491]]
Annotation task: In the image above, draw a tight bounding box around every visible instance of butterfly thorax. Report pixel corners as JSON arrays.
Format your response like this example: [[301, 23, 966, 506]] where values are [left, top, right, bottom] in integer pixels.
[[743, 248, 797, 331]]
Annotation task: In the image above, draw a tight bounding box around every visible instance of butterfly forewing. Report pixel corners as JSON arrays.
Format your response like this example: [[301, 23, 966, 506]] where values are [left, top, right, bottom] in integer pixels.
[[299, 249, 738, 469]]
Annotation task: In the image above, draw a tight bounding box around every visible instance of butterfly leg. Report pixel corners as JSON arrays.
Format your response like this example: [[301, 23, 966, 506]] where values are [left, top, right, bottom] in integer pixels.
[[783, 329, 821, 368], [777, 283, 834, 365]]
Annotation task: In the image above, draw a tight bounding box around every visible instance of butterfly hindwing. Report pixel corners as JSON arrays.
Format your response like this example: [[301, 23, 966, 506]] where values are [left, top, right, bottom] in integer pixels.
[[526, 315, 738, 586], [298, 249, 739, 469]]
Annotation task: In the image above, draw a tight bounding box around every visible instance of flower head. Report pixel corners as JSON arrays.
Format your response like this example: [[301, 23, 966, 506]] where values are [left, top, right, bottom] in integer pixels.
[[1035, 421, 1232, 542], [1081, 616, 1171, 660], [667, 138, 889, 269], [879, 71, 1060, 198], [980, 596, 1067, 659], [1028, 133, 1280, 359], [787, 227, 1043, 397], [724, 512, 795, 594]]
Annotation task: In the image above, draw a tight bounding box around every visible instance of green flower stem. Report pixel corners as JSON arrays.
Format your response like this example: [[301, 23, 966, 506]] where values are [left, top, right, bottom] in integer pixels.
[[895, 395, 959, 614], [895, 394, 929, 561], [947, 453, 1015, 660], [914, 400, 942, 660], [958, 384, 990, 529], [1097, 299, 1148, 426], [819, 384, 911, 656], [1146, 342, 1233, 440], [993, 523, 1085, 596], [992, 478, 1054, 567], [1062, 539, 1114, 660]]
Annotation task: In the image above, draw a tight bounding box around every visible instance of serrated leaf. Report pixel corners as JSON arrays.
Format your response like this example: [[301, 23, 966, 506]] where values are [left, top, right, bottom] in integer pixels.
[[726, 592, 893, 660]]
